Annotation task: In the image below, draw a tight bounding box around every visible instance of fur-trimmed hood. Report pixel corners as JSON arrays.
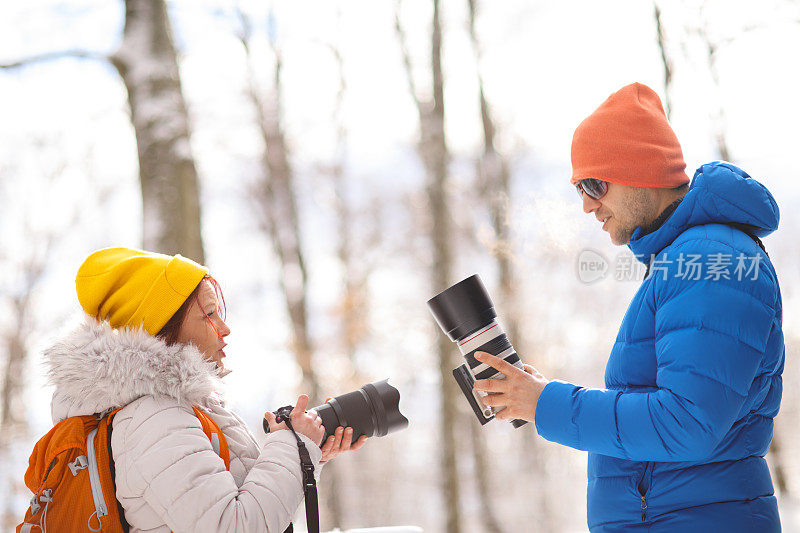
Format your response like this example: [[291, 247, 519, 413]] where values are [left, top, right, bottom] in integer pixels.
[[46, 316, 224, 423]]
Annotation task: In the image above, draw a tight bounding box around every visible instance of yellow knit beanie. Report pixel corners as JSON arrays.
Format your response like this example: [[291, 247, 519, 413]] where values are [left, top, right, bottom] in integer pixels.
[[76, 247, 208, 335]]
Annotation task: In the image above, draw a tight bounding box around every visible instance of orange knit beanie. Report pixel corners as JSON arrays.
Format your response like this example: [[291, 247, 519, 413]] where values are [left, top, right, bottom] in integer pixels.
[[570, 82, 689, 188]]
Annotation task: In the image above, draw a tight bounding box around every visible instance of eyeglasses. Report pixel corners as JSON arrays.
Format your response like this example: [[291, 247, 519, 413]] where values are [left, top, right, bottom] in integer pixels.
[[192, 276, 227, 342], [575, 178, 608, 200], [194, 298, 225, 342], [204, 312, 225, 342]]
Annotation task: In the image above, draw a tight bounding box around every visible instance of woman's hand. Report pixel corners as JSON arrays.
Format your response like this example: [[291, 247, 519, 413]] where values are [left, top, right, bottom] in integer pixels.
[[320, 427, 368, 461], [264, 394, 325, 447]]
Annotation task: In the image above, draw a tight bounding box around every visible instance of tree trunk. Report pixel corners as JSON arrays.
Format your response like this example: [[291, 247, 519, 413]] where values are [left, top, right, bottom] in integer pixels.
[[696, 7, 732, 163], [321, 34, 359, 530], [703, 37, 732, 162], [237, 13, 319, 405], [464, 3, 511, 532], [0, 248, 47, 443], [425, 1, 461, 531], [429, 11, 461, 533], [238, 15, 341, 527], [654, 1, 674, 120], [111, 0, 205, 262], [466, 3, 558, 529], [0, 251, 47, 529], [0, 334, 25, 435], [396, 1, 461, 530], [468, 422, 504, 533], [328, 42, 369, 379]]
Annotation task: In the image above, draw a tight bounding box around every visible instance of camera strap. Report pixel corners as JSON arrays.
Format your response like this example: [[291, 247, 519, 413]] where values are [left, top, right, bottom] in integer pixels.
[[275, 408, 319, 533]]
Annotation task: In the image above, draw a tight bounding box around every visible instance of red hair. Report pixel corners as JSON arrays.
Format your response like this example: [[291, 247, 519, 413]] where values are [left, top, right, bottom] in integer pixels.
[[157, 275, 226, 345]]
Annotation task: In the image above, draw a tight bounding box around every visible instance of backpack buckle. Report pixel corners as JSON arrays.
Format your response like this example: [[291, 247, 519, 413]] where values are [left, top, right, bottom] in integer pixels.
[[301, 462, 316, 487], [29, 488, 54, 515], [69, 455, 89, 476], [29, 494, 41, 515]]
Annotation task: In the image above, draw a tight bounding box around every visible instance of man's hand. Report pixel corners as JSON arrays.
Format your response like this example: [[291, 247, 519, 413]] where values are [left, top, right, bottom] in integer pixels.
[[264, 394, 325, 447], [472, 351, 549, 423]]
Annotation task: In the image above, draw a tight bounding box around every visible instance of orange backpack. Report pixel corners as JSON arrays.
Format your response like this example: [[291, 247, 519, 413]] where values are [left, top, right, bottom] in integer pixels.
[[18, 406, 229, 533]]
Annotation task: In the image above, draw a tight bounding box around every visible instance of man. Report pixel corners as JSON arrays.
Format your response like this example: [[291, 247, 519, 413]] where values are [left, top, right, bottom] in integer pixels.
[[474, 82, 783, 531]]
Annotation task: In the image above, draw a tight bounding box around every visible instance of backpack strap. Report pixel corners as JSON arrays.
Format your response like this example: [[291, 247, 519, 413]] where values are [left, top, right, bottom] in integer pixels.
[[104, 409, 130, 533], [192, 406, 231, 471]]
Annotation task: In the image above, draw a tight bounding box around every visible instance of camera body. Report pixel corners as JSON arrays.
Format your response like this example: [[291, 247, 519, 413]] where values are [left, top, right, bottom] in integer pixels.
[[428, 274, 527, 428]]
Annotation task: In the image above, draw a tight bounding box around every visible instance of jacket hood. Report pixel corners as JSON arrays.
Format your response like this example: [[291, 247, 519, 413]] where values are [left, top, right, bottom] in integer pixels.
[[46, 316, 224, 423], [629, 161, 780, 260]]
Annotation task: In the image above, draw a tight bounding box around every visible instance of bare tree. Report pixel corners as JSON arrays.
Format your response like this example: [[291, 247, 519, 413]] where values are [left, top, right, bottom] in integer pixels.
[[327, 45, 371, 381], [696, 20, 731, 162], [0, 142, 111, 528], [653, 1, 731, 160], [111, 0, 205, 261], [654, 1, 674, 120], [0, 185, 50, 530], [0, 284, 42, 533], [693, 1, 795, 162], [0, 250, 48, 441], [314, 29, 374, 529], [395, 1, 462, 531], [0, 152, 72, 447], [236, 11, 319, 404], [464, 2, 511, 532], [465, 2, 557, 530], [0, 0, 207, 262]]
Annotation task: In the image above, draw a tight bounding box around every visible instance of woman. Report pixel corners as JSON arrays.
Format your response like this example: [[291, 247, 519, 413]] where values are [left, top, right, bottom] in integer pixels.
[[45, 247, 364, 532]]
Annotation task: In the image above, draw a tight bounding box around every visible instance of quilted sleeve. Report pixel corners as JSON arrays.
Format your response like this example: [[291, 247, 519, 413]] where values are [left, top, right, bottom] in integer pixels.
[[205, 403, 262, 487], [535, 238, 777, 461], [113, 395, 321, 532]]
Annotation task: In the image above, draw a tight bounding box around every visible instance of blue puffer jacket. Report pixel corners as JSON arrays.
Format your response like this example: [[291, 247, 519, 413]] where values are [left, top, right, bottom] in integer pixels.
[[535, 162, 784, 532]]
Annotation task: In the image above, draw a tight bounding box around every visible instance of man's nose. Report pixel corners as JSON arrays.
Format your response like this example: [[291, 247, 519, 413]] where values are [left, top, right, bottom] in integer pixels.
[[582, 193, 601, 214]]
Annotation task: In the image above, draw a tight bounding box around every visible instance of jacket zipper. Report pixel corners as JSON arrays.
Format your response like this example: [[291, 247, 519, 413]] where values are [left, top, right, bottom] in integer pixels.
[[637, 461, 654, 522], [86, 428, 109, 520]]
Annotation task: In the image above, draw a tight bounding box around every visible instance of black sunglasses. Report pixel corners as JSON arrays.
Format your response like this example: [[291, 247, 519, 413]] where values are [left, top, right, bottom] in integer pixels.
[[575, 178, 608, 200]]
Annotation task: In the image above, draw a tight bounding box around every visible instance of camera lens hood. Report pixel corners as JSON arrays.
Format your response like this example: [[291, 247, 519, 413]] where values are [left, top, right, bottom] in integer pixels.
[[427, 274, 497, 342], [299, 379, 409, 445]]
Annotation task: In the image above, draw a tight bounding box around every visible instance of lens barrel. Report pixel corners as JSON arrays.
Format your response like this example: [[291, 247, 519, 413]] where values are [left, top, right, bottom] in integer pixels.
[[428, 274, 528, 429], [315, 379, 408, 444], [264, 379, 409, 445]]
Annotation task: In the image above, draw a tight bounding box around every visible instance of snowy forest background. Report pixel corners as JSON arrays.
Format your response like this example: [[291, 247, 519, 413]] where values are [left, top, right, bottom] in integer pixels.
[[2, 0, 800, 531]]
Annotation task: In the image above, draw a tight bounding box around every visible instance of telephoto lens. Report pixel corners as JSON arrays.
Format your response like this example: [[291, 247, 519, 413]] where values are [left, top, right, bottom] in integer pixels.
[[427, 274, 527, 428], [263, 379, 409, 445]]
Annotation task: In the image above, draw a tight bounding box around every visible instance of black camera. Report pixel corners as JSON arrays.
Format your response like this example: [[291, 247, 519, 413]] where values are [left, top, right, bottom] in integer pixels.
[[264, 379, 409, 445], [428, 274, 527, 428]]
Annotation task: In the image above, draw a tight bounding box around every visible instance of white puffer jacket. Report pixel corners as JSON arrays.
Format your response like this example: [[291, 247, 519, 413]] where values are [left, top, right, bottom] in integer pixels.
[[45, 317, 321, 533]]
